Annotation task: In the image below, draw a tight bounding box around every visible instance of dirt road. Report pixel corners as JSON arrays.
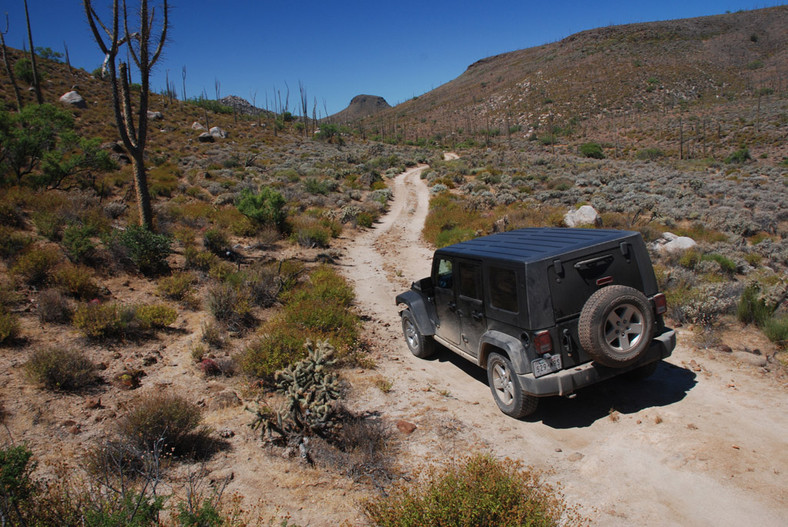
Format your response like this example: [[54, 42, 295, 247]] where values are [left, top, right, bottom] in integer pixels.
[[338, 162, 788, 525]]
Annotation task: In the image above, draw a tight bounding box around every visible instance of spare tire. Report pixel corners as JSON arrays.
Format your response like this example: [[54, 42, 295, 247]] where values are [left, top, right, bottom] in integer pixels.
[[578, 285, 655, 368]]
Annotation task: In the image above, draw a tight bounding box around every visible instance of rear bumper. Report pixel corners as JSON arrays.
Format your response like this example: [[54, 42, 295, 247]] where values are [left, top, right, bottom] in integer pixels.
[[518, 328, 676, 397]]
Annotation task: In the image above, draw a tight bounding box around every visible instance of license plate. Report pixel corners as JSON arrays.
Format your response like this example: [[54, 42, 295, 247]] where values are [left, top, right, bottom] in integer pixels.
[[532, 355, 562, 378]]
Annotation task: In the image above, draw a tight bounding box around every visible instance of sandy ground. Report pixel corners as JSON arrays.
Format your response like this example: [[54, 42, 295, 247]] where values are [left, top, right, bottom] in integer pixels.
[[336, 159, 788, 526]]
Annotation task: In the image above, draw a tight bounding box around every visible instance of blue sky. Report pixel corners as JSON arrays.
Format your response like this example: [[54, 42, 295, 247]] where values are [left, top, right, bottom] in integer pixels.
[[2, 1, 783, 116]]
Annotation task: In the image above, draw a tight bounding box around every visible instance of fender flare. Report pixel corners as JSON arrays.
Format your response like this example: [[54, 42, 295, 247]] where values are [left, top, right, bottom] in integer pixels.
[[395, 290, 435, 337], [479, 330, 529, 373]]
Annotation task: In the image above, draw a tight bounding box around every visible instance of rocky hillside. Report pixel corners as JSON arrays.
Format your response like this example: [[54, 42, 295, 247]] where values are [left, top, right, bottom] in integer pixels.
[[329, 94, 391, 123], [353, 6, 787, 162]]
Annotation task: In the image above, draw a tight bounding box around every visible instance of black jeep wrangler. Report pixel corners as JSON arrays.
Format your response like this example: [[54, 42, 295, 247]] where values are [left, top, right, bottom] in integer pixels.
[[395, 228, 676, 418]]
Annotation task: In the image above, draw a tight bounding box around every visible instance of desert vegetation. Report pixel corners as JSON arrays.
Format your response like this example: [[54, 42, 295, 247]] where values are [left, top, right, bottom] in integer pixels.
[[0, 4, 786, 525]]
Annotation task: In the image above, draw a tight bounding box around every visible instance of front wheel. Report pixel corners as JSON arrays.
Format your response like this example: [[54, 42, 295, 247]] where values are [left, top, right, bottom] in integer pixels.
[[401, 309, 435, 359], [487, 352, 538, 418]]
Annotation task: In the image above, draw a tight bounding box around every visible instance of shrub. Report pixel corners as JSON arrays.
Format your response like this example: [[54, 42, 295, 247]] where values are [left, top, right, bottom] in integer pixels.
[[32, 210, 65, 241], [135, 304, 178, 328], [206, 282, 252, 330], [184, 247, 218, 271], [240, 320, 305, 379], [701, 253, 737, 275], [737, 284, 773, 326], [364, 453, 575, 526], [236, 187, 286, 231], [62, 224, 96, 263], [157, 271, 197, 302], [24, 347, 99, 391], [53, 264, 101, 300], [291, 218, 331, 248], [73, 302, 124, 339], [0, 310, 20, 344], [11, 246, 61, 285], [114, 225, 172, 275], [0, 445, 36, 522], [763, 315, 788, 346], [636, 147, 664, 161], [0, 226, 32, 259], [203, 228, 230, 256], [37, 288, 72, 323], [579, 142, 604, 159], [725, 146, 751, 164], [118, 393, 202, 456]]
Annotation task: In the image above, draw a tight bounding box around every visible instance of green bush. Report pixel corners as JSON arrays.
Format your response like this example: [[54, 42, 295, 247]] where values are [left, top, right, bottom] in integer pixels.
[[203, 228, 229, 256], [157, 271, 197, 302], [236, 187, 286, 231], [11, 246, 62, 285], [0, 309, 20, 344], [240, 321, 305, 380], [53, 264, 101, 300], [725, 146, 751, 164], [118, 393, 202, 455], [0, 226, 32, 259], [763, 315, 788, 346], [32, 210, 65, 241], [737, 284, 773, 326], [701, 253, 737, 275], [73, 302, 125, 339], [364, 453, 575, 526], [24, 347, 99, 391], [184, 247, 218, 271], [0, 445, 36, 522], [115, 225, 172, 275], [636, 147, 665, 161], [579, 142, 604, 159], [135, 304, 177, 328], [62, 224, 96, 263]]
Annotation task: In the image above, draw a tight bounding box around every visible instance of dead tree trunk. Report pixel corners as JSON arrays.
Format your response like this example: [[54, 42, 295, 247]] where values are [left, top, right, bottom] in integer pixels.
[[84, 0, 168, 231], [0, 15, 23, 111], [23, 0, 43, 104]]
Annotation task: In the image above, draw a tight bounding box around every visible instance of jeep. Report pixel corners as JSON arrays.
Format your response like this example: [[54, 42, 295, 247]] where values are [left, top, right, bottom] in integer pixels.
[[395, 227, 676, 418]]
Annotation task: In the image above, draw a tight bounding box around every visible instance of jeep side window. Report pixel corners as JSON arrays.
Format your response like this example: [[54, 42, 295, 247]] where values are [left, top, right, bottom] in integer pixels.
[[458, 262, 480, 300], [436, 258, 453, 289], [489, 266, 518, 313]]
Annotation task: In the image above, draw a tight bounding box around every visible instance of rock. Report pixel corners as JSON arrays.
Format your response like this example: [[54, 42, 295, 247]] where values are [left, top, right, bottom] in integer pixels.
[[85, 397, 103, 409], [567, 452, 584, 462], [198, 132, 215, 143], [191, 121, 205, 130], [209, 126, 227, 139], [564, 205, 600, 228], [219, 428, 235, 438], [652, 232, 697, 254], [717, 344, 733, 353], [396, 420, 417, 434], [60, 90, 86, 108], [147, 110, 163, 120]]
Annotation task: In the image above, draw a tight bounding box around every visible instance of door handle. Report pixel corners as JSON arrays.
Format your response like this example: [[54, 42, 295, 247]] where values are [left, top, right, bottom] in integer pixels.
[[471, 310, 483, 321]]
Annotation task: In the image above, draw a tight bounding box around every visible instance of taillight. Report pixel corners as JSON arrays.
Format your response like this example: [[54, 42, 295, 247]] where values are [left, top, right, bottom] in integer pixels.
[[653, 293, 667, 315], [534, 330, 553, 355]]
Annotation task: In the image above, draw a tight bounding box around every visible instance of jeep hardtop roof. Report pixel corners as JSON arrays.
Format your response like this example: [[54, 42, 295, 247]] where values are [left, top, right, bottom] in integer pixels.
[[436, 227, 641, 264]]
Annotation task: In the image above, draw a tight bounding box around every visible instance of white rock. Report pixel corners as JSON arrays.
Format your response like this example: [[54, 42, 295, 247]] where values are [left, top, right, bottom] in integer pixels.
[[147, 111, 163, 120], [564, 205, 600, 228], [655, 232, 697, 253], [59, 90, 86, 108], [191, 121, 205, 130], [209, 126, 227, 139]]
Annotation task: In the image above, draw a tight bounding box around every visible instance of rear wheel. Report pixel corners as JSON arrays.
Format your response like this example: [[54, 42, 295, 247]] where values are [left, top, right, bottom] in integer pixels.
[[487, 352, 538, 418], [401, 309, 435, 359], [579, 285, 655, 368]]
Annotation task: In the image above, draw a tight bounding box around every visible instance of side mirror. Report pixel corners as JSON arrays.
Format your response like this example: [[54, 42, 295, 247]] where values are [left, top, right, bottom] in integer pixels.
[[414, 277, 434, 296]]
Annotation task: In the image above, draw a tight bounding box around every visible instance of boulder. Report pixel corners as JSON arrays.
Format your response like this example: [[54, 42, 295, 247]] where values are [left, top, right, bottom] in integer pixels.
[[564, 205, 600, 227], [147, 110, 163, 120], [198, 132, 214, 143], [653, 232, 697, 254], [191, 121, 205, 130], [59, 90, 86, 108], [209, 126, 228, 139]]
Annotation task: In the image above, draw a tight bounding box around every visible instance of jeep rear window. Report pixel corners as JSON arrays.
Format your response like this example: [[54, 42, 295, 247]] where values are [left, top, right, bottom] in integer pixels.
[[489, 266, 518, 312]]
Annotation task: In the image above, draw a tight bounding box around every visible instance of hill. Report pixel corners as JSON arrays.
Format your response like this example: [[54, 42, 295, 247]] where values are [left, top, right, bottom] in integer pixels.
[[353, 6, 787, 161], [329, 94, 391, 122]]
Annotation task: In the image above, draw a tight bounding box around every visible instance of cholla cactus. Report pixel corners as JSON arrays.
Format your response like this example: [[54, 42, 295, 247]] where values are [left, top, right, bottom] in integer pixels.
[[249, 340, 341, 444]]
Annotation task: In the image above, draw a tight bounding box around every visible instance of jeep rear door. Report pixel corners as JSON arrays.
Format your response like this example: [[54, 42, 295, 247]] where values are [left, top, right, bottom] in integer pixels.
[[456, 260, 484, 357], [433, 256, 461, 345]]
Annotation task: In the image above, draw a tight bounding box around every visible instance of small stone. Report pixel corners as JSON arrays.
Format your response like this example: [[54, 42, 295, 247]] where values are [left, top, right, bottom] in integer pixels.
[[219, 428, 235, 438], [717, 344, 733, 353], [85, 397, 102, 409], [732, 445, 740, 450], [396, 420, 417, 434], [567, 452, 584, 462], [555, 448, 563, 453]]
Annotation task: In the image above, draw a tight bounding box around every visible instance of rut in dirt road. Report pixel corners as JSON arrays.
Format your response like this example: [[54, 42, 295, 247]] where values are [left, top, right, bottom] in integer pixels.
[[338, 160, 788, 527]]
